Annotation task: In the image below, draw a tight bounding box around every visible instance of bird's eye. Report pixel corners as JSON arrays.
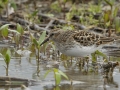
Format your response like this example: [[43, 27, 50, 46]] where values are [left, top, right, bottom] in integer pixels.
[[50, 33, 54, 36]]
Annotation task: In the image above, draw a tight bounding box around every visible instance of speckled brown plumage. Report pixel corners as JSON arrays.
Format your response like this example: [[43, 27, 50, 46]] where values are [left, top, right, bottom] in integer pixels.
[[40, 29, 119, 57], [72, 30, 115, 46]]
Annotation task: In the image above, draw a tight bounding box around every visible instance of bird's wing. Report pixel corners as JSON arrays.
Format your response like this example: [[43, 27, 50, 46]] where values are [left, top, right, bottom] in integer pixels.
[[73, 30, 116, 46]]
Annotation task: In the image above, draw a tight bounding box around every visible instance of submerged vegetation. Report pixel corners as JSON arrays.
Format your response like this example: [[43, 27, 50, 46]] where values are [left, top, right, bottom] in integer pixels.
[[0, 0, 120, 89]]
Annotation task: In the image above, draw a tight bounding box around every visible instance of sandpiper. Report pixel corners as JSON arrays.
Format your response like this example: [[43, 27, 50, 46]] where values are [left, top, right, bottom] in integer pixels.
[[40, 29, 119, 57]]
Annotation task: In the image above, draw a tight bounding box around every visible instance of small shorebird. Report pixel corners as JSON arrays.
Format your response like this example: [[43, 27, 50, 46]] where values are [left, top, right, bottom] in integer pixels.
[[40, 29, 119, 57]]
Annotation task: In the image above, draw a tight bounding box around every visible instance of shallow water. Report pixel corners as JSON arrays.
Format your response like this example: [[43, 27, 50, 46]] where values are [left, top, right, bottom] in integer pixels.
[[0, 57, 120, 90]]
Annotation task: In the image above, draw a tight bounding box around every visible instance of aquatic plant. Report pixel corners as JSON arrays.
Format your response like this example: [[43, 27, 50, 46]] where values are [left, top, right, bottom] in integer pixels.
[[29, 31, 46, 70], [0, 48, 11, 76], [44, 68, 69, 86], [91, 50, 107, 63], [103, 0, 120, 36], [0, 24, 10, 38], [15, 23, 24, 49]]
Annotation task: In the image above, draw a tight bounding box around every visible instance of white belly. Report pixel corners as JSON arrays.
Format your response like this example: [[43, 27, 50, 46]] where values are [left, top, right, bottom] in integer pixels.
[[59, 45, 100, 57]]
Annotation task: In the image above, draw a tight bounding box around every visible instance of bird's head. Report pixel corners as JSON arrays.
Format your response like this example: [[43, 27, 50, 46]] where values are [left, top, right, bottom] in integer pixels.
[[40, 30, 61, 46]]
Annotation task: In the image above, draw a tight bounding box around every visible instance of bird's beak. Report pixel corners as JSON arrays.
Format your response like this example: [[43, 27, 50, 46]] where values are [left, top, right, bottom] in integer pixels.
[[40, 37, 49, 46]]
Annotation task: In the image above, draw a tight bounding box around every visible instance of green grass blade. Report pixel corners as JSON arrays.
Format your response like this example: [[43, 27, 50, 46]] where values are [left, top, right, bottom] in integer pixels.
[[29, 33, 34, 41], [17, 23, 24, 35], [58, 70, 68, 80], [31, 10, 38, 17], [104, 0, 113, 7], [38, 31, 46, 45], [1, 27, 8, 37], [6, 49, 11, 56], [55, 72, 61, 85], [53, 68, 58, 72], [113, 7, 118, 18], [91, 53, 97, 62], [0, 24, 10, 30], [5, 54, 10, 65], [33, 38, 39, 47], [95, 50, 107, 59]]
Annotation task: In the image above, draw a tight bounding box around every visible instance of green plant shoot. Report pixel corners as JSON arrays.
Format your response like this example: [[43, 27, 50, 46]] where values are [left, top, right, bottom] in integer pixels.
[[91, 50, 107, 63], [30, 31, 46, 70], [0, 24, 10, 37], [17, 23, 24, 35], [44, 68, 69, 86], [0, 49, 11, 76]]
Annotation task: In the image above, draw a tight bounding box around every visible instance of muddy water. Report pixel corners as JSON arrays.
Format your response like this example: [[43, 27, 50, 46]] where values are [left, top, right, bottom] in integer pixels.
[[0, 57, 120, 90]]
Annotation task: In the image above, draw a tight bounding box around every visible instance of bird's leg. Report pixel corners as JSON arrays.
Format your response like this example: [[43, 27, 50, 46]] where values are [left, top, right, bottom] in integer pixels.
[[78, 57, 82, 70], [52, 49, 59, 61]]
